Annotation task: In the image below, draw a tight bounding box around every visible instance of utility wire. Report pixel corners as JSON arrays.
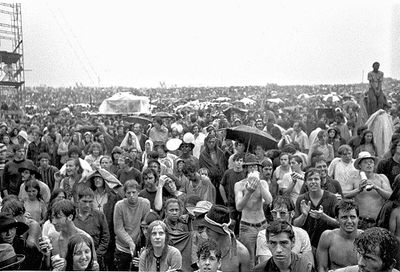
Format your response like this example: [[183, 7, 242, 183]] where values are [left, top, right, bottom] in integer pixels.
[[46, 3, 96, 85]]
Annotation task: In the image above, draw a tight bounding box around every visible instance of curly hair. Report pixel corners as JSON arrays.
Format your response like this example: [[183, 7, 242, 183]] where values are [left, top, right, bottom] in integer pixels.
[[354, 227, 399, 270], [197, 239, 222, 261]]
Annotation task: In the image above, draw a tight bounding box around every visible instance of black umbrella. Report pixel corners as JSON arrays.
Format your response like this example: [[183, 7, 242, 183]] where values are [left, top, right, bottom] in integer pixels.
[[152, 112, 176, 119], [226, 125, 277, 151], [223, 107, 248, 121], [122, 115, 152, 127]]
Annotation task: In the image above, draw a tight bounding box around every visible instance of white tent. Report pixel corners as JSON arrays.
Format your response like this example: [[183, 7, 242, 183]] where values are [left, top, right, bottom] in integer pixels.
[[98, 92, 150, 114], [239, 97, 256, 105], [267, 98, 284, 104]]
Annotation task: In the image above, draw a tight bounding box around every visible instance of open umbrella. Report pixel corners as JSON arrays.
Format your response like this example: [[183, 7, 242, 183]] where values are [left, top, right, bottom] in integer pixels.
[[214, 97, 231, 102], [152, 112, 175, 119], [323, 93, 341, 103], [226, 125, 277, 151], [223, 107, 248, 121], [266, 98, 284, 104], [122, 115, 152, 127], [239, 97, 256, 105]]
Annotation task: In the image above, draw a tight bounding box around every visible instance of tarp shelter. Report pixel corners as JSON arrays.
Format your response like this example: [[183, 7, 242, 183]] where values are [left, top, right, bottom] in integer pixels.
[[98, 92, 150, 114]]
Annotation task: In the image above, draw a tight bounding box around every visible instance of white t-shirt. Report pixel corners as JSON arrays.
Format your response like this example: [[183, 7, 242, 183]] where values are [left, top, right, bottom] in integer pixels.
[[256, 225, 312, 260], [328, 158, 356, 190]]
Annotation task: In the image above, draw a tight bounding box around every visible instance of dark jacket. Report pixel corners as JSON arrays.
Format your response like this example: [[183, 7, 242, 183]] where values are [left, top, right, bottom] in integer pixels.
[[253, 252, 315, 272]]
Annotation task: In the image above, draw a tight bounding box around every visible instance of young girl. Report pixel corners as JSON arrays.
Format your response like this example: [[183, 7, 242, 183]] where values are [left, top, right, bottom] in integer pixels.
[[63, 234, 94, 271], [23, 180, 47, 224]]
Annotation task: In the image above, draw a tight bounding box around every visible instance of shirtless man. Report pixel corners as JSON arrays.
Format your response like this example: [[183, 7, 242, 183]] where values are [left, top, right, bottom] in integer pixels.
[[235, 154, 272, 268], [344, 152, 392, 229], [317, 199, 362, 271], [200, 204, 251, 272], [333, 227, 400, 272]]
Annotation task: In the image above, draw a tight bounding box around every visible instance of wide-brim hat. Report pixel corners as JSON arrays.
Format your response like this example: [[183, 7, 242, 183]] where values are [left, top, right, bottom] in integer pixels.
[[186, 200, 212, 216], [354, 151, 379, 170], [179, 133, 195, 150], [242, 154, 262, 167], [17, 130, 28, 142], [166, 138, 182, 152], [197, 205, 231, 235], [0, 213, 29, 236], [0, 243, 25, 270], [18, 162, 41, 179]]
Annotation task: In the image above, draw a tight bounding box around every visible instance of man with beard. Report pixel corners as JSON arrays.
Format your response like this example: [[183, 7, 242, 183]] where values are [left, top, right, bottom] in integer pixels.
[[317, 199, 362, 271], [139, 168, 159, 211], [73, 187, 110, 271], [113, 179, 150, 271]]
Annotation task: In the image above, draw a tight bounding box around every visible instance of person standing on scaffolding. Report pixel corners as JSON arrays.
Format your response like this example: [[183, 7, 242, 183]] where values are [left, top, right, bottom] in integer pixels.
[[366, 62, 388, 115]]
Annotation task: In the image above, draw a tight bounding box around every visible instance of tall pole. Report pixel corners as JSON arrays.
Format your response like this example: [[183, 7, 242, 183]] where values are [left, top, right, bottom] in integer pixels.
[[362, 70, 364, 83]]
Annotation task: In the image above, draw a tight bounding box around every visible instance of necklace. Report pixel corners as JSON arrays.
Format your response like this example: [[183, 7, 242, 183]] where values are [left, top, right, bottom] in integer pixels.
[[94, 192, 107, 209]]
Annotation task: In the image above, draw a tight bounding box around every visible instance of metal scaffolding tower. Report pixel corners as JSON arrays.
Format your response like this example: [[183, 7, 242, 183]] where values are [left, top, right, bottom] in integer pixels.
[[0, 3, 24, 106]]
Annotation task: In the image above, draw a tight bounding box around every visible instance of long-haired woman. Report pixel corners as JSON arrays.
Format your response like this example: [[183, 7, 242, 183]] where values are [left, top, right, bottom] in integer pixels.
[[139, 220, 182, 272]]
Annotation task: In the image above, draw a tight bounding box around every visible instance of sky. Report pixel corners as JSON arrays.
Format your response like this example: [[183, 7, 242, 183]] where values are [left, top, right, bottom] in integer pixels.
[[15, 0, 400, 87]]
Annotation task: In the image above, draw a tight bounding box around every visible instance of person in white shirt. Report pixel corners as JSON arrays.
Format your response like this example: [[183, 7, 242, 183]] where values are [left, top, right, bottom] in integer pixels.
[[256, 195, 313, 266], [328, 145, 356, 191]]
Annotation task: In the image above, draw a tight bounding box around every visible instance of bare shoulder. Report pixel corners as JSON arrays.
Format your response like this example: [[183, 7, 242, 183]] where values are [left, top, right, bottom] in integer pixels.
[[320, 229, 335, 243]]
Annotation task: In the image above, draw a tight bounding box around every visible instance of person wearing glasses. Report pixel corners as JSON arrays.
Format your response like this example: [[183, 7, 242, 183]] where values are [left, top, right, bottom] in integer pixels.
[[256, 195, 313, 266]]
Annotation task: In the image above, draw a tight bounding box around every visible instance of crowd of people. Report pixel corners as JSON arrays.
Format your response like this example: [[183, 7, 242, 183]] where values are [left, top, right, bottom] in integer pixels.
[[0, 62, 400, 271]]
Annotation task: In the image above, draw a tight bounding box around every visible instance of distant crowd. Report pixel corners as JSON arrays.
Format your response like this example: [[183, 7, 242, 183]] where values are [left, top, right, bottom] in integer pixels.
[[0, 62, 400, 272]]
